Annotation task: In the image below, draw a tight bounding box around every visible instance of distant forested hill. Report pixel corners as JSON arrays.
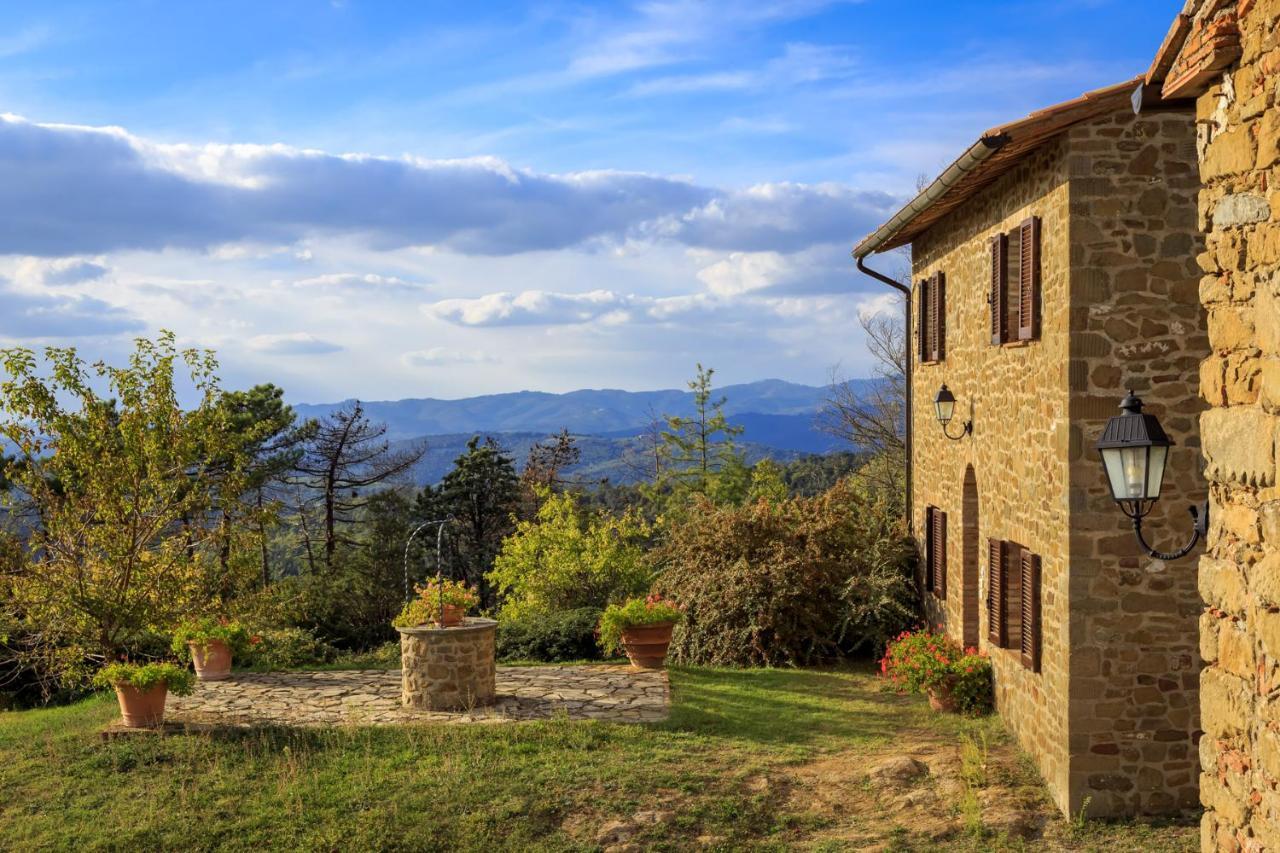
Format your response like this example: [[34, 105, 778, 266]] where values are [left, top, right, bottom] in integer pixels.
[[298, 379, 875, 486]]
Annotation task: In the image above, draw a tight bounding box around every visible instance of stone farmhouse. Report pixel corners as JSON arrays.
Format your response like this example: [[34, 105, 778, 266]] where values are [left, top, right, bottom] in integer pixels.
[[1144, 1, 1280, 849], [853, 79, 1210, 816]]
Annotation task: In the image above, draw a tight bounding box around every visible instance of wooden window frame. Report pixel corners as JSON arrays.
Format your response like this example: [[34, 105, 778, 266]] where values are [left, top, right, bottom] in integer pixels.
[[987, 537, 1042, 672], [989, 217, 1041, 346]]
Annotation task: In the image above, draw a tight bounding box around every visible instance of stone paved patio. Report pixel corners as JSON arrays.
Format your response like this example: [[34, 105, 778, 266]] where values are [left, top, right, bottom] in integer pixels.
[[166, 665, 668, 727]]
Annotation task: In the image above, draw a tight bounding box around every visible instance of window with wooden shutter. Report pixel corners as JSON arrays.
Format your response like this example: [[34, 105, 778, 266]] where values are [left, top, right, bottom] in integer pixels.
[[924, 507, 935, 592], [932, 508, 947, 598], [930, 272, 946, 362], [987, 538, 1006, 647], [917, 278, 930, 364], [990, 234, 1008, 346], [1019, 549, 1041, 672], [1017, 217, 1041, 341]]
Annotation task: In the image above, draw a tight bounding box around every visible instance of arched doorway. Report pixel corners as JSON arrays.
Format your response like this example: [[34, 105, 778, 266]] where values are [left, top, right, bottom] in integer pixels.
[[962, 465, 980, 648]]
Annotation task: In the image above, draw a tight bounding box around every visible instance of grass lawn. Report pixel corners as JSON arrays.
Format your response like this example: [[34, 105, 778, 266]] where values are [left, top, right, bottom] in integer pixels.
[[0, 666, 1196, 851]]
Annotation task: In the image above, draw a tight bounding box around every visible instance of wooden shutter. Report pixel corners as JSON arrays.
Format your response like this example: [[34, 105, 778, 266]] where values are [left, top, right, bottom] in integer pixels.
[[924, 507, 935, 592], [1019, 549, 1041, 672], [917, 279, 929, 363], [931, 272, 946, 362], [987, 539, 1007, 647], [1017, 217, 1041, 341], [990, 234, 1008, 345], [932, 509, 947, 598]]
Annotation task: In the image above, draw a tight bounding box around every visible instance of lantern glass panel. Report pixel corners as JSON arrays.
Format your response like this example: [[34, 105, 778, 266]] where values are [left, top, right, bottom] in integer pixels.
[[1146, 444, 1168, 500], [935, 397, 954, 424], [1119, 446, 1149, 500], [1101, 447, 1127, 499]]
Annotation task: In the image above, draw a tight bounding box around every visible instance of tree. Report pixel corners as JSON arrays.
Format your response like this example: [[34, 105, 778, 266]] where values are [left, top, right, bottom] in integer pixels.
[[420, 436, 519, 608], [659, 364, 744, 502], [213, 384, 312, 588], [819, 305, 907, 506], [290, 402, 423, 573], [520, 428, 582, 502], [488, 488, 650, 621], [0, 333, 249, 682]]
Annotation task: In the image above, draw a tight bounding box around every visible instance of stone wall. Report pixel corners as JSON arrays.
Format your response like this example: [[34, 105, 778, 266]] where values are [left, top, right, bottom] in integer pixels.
[[398, 619, 497, 711], [913, 136, 1076, 814], [1190, 2, 1280, 848], [1063, 110, 1206, 817], [910, 107, 1205, 817]]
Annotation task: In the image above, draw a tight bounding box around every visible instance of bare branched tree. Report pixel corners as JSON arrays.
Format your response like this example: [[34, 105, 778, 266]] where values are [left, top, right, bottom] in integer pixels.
[[819, 296, 907, 502], [289, 402, 425, 572]]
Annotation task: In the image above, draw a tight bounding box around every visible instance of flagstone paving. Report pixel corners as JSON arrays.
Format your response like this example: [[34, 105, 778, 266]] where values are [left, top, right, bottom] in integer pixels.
[[165, 665, 669, 727]]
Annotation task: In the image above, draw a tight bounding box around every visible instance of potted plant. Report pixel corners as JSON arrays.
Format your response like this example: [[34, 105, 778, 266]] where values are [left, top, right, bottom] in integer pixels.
[[93, 662, 196, 728], [171, 617, 254, 681], [393, 578, 480, 628], [880, 628, 993, 715], [598, 594, 684, 669]]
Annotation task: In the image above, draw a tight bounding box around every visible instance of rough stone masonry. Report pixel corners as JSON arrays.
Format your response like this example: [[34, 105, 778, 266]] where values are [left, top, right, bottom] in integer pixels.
[[1152, 1, 1280, 849]]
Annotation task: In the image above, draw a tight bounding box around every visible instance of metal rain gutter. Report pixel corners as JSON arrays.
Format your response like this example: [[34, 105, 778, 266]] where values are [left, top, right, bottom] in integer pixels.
[[853, 132, 1010, 260]]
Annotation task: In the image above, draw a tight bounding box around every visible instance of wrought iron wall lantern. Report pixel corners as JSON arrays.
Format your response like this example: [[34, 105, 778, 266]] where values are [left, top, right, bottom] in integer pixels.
[[933, 384, 972, 441], [1095, 390, 1208, 560]]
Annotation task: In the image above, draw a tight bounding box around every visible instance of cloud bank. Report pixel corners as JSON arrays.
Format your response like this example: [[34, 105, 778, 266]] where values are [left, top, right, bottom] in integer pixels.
[[0, 115, 896, 259]]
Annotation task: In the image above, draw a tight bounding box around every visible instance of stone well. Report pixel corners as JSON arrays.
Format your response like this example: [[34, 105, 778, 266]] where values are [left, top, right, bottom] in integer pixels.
[[396, 618, 497, 711]]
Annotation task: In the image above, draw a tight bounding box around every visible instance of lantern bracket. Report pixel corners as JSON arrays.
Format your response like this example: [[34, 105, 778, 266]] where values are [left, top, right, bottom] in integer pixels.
[[941, 419, 972, 441], [1128, 500, 1209, 561]]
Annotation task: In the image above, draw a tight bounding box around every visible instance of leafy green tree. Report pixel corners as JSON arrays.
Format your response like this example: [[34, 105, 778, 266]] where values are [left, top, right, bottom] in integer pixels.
[[489, 488, 651, 621], [0, 333, 249, 682], [419, 436, 519, 607], [747, 458, 789, 504]]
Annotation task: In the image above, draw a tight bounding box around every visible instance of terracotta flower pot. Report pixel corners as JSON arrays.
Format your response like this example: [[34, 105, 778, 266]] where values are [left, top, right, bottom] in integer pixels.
[[438, 604, 466, 627], [927, 680, 959, 713], [114, 683, 169, 728], [189, 639, 232, 681], [619, 622, 675, 669]]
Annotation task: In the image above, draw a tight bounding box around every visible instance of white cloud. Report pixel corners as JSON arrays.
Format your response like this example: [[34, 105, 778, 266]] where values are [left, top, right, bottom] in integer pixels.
[[401, 347, 499, 367], [246, 333, 344, 355], [286, 272, 426, 294], [15, 256, 111, 287], [426, 290, 627, 327]]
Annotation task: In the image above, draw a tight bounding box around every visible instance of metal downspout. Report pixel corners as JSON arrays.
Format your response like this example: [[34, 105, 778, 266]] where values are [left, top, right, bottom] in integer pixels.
[[855, 257, 913, 535], [851, 132, 1011, 537]]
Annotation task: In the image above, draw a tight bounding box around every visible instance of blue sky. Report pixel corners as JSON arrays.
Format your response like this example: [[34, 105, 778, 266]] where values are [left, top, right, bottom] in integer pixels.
[[0, 0, 1177, 402]]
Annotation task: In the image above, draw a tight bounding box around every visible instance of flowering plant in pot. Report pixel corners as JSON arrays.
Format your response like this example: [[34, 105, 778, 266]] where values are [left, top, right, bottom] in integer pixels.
[[93, 662, 196, 728], [880, 628, 993, 715], [598, 594, 683, 669], [171, 617, 256, 681], [393, 578, 480, 628]]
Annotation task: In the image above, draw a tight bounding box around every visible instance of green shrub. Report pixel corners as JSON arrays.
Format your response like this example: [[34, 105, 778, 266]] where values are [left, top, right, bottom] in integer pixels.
[[489, 488, 652, 621], [170, 617, 253, 661], [237, 627, 336, 669], [92, 662, 195, 696], [496, 608, 603, 662], [653, 479, 916, 667], [597, 595, 683, 655]]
